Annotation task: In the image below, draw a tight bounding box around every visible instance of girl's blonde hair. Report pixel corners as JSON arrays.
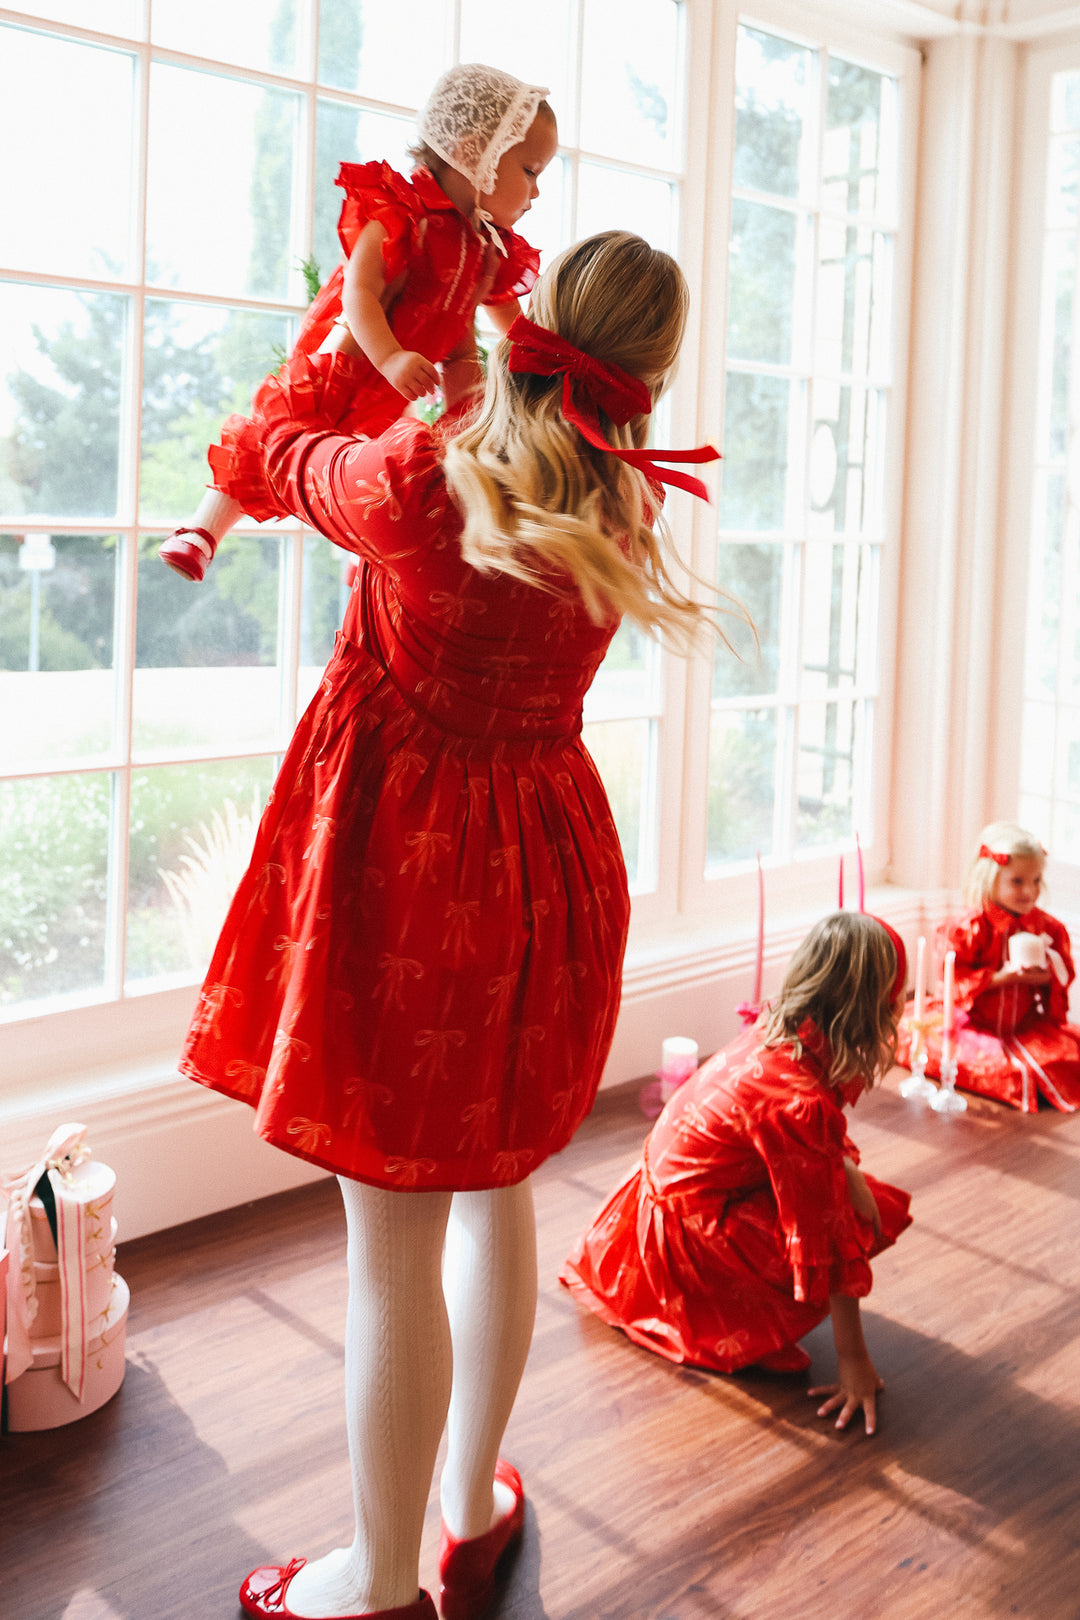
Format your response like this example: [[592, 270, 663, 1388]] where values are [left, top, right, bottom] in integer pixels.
[[963, 820, 1046, 909], [756, 912, 902, 1090], [441, 230, 727, 644]]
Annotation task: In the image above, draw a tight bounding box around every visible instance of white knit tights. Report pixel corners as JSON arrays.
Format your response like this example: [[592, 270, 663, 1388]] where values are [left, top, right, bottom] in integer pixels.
[[186, 485, 242, 547], [283, 1178, 537, 1618]]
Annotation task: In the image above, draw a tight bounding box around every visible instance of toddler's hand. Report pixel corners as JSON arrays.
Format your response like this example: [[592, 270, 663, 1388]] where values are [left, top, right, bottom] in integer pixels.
[[809, 1351, 884, 1436], [995, 963, 1052, 987], [381, 349, 440, 401]]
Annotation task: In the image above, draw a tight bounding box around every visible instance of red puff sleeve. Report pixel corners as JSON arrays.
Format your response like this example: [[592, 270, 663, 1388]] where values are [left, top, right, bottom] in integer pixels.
[[750, 1090, 875, 1308], [486, 225, 541, 305], [945, 911, 1001, 1010], [209, 350, 446, 555], [335, 160, 422, 282]]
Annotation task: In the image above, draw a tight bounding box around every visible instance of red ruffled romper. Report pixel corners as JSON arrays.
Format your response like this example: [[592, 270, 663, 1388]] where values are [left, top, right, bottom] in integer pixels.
[[561, 1022, 911, 1372], [181, 353, 631, 1191], [896, 904, 1080, 1112], [209, 161, 539, 500]]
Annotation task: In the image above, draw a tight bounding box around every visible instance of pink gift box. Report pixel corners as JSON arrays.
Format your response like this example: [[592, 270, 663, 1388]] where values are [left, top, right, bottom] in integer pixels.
[[6, 1275, 129, 1432]]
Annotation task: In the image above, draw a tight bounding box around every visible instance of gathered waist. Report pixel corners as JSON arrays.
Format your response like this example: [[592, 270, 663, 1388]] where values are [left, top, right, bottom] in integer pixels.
[[325, 630, 588, 765]]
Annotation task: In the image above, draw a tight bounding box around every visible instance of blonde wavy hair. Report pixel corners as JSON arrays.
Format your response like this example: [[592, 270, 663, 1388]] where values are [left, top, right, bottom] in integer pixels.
[[442, 230, 730, 644], [963, 820, 1046, 909], [756, 912, 903, 1091]]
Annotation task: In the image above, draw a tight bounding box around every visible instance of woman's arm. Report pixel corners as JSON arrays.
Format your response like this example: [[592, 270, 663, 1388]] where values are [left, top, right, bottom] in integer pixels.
[[439, 332, 485, 414], [483, 297, 522, 337]]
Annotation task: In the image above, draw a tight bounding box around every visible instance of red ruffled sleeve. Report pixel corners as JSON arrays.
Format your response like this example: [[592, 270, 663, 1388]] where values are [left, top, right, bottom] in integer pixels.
[[208, 350, 446, 553], [945, 911, 1000, 1010], [487, 224, 541, 305], [335, 160, 422, 282], [750, 1088, 875, 1308]]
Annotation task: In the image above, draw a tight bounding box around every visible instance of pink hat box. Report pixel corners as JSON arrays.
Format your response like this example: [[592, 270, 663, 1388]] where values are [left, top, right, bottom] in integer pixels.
[[6, 1274, 129, 1432], [30, 1217, 118, 1338], [26, 1158, 117, 1262]]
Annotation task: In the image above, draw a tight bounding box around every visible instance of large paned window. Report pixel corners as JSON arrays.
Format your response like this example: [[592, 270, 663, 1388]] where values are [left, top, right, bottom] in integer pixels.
[[1020, 65, 1080, 855], [708, 20, 899, 874], [0, 1, 686, 1027]]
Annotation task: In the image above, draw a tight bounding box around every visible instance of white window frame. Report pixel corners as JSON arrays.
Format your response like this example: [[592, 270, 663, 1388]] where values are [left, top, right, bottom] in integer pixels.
[[643, 0, 921, 946], [1000, 30, 1080, 914], [0, 0, 696, 1100]]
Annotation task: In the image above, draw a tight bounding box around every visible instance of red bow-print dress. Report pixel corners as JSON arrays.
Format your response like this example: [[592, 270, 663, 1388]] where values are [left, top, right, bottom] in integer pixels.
[[209, 162, 539, 508], [896, 904, 1080, 1111], [561, 1022, 911, 1372], [180, 354, 630, 1191]]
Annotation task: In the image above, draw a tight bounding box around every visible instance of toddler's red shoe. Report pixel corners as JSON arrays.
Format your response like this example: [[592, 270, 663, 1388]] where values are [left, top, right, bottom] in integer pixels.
[[240, 1558, 437, 1618], [158, 526, 217, 581], [438, 1459, 525, 1620]]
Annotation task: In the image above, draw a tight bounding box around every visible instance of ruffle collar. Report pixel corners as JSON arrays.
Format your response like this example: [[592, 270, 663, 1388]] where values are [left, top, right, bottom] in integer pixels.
[[410, 164, 523, 259], [984, 900, 1037, 933]]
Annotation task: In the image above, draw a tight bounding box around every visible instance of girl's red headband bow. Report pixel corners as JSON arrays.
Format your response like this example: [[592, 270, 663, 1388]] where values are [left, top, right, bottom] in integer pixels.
[[506, 314, 719, 502], [978, 844, 1010, 866], [868, 914, 907, 1003]]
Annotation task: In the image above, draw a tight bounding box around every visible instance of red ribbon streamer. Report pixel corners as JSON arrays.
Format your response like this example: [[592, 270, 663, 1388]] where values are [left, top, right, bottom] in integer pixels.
[[506, 314, 719, 502]]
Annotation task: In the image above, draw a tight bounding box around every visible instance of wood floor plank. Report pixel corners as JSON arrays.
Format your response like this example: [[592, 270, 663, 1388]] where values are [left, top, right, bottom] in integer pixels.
[[5, 1072, 1080, 1619]]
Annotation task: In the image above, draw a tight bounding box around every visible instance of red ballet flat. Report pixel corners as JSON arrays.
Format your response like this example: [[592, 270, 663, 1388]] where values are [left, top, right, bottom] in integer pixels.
[[158, 526, 218, 582], [752, 1342, 812, 1373], [239, 1559, 438, 1618], [438, 1459, 526, 1620]]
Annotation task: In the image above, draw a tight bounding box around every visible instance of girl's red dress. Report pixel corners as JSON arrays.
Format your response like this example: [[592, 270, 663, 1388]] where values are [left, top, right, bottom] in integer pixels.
[[560, 1023, 911, 1373], [209, 162, 538, 508], [180, 354, 629, 1191], [896, 903, 1080, 1112]]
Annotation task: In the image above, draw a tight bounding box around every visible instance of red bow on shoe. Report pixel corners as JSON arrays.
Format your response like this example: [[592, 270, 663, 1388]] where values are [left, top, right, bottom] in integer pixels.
[[506, 315, 719, 501]]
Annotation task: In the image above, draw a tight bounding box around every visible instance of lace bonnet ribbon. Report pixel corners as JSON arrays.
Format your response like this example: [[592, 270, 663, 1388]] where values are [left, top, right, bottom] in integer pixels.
[[2, 1122, 92, 1398], [506, 314, 720, 501]]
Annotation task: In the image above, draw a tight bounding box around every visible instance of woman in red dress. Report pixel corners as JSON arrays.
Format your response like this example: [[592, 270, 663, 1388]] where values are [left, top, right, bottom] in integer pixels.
[[160, 63, 554, 580], [562, 912, 913, 1437], [179, 232, 719, 1618], [897, 821, 1080, 1111]]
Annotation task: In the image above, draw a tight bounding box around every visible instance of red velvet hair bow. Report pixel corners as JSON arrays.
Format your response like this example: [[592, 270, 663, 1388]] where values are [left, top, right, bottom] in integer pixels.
[[978, 844, 1010, 866], [506, 314, 719, 501]]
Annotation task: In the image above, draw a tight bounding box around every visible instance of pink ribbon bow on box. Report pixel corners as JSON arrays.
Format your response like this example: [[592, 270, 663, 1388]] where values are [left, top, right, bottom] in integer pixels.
[[2, 1123, 92, 1400]]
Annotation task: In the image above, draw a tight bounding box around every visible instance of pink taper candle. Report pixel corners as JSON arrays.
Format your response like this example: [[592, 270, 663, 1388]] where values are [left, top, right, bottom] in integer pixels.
[[942, 949, 956, 1064], [752, 851, 764, 1008], [856, 832, 865, 911], [914, 936, 926, 1022], [837, 854, 844, 910]]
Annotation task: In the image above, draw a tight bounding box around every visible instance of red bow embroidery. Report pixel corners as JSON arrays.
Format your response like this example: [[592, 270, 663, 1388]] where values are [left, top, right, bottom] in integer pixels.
[[506, 314, 719, 502]]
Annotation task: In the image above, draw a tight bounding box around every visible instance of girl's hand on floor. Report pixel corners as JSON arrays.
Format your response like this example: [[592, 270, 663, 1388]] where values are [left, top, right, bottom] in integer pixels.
[[809, 1351, 884, 1436]]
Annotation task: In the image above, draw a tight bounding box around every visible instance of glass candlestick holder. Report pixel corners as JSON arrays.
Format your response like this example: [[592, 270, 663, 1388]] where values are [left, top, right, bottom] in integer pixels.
[[930, 1050, 967, 1113], [898, 1028, 937, 1101]]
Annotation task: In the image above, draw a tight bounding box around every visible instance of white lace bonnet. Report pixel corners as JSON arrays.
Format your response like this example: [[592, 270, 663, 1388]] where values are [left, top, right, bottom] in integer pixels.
[[417, 63, 549, 195]]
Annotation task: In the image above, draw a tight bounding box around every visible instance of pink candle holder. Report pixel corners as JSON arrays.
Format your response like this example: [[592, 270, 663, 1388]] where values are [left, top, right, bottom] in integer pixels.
[[659, 1036, 699, 1104]]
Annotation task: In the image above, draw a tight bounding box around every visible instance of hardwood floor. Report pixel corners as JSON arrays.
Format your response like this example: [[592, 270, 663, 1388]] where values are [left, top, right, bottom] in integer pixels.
[[6, 1072, 1080, 1620]]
